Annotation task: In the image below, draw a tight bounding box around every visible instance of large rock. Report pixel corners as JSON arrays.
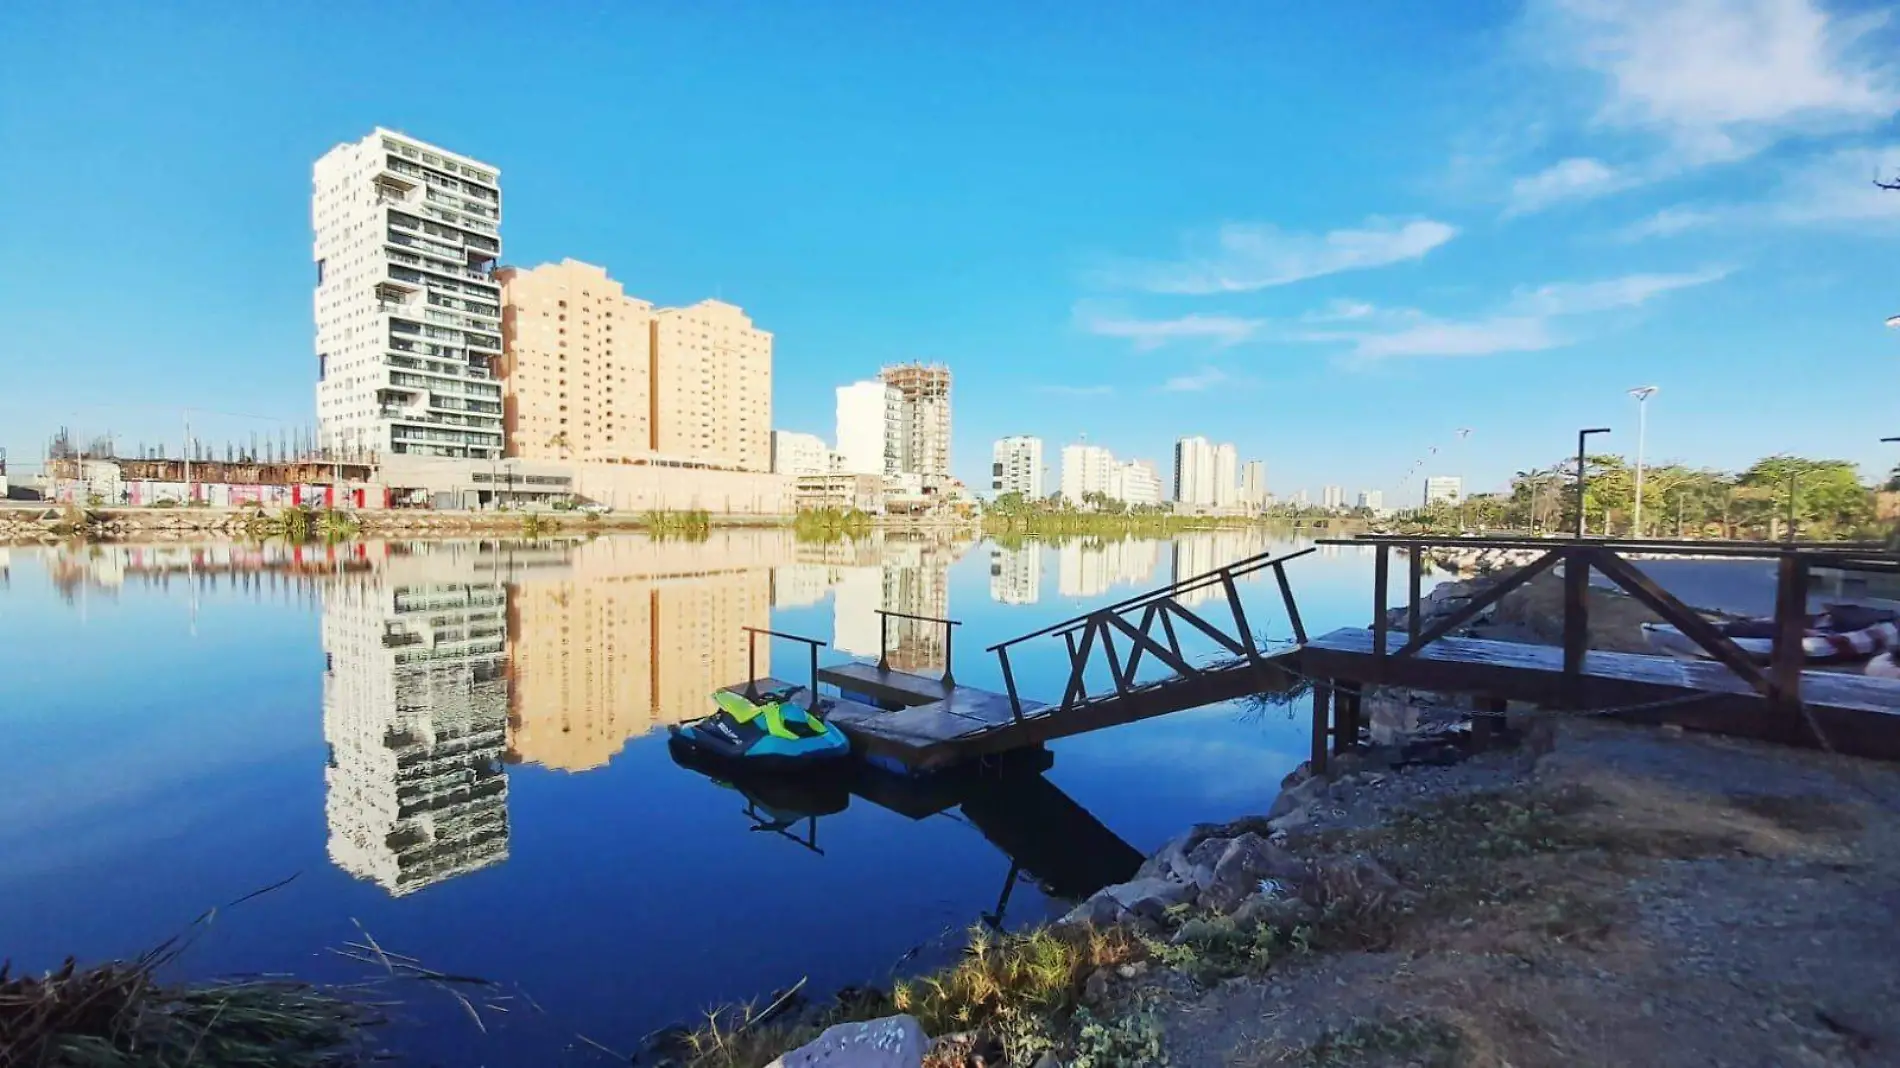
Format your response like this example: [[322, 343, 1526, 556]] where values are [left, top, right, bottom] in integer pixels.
[[1133, 823, 1223, 883], [1199, 833, 1306, 914], [1266, 774, 1328, 820], [768, 1014, 927, 1068], [1060, 875, 1196, 926], [1295, 854, 1405, 915]]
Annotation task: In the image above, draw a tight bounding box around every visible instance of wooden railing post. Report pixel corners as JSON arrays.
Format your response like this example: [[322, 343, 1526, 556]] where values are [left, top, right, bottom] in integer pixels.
[[997, 645, 1024, 722], [1407, 547, 1422, 637], [1562, 547, 1591, 699], [1372, 544, 1390, 666], [1274, 561, 1308, 644], [941, 619, 956, 688], [878, 612, 889, 672], [1771, 553, 1809, 724], [746, 630, 759, 700], [1220, 570, 1259, 659], [808, 640, 821, 712]]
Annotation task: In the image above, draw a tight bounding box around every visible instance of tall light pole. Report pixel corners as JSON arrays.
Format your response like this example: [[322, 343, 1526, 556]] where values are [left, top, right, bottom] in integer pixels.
[[1627, 386, 1657, 538], [1576, 427, 1612, 538]]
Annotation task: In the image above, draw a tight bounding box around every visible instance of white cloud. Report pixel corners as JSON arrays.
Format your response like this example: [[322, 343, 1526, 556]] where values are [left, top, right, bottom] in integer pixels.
[[1351, 317, 1562, 359], [1505, 157, 1632, 214], [1162, 367, 1232, 392], [1074, 304, 1264, 350], [1301, 299, 1380, 322], [1538, 0, 1900, 163], [1098, 218, 1457, 295], [1615, 206, 1722, 240], [1310, 267, 1729, 359], [1507, 266, 1732, 314]]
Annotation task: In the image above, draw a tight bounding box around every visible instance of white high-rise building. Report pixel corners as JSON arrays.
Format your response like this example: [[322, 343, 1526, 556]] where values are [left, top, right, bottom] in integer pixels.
[[1240, 461, 1267, 507], [772, 430, 830, 477], [314, 129, 504, 460], [991, 435, 1044, 500], [1061, 444, 1117, 503], [1357, 489, 1385, 513], [1116, 460, 1163, 507], [835, 381, 901, 476], [1173, 436, 1215, 505], [1213, 443, 1238, 507], [1322, 485, 1346, 510], [1424, 476, 1464, 506]]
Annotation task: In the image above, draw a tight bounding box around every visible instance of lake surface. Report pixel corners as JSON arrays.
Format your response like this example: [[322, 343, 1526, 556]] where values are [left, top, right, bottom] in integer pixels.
[[0, 530, 1392, 1064]]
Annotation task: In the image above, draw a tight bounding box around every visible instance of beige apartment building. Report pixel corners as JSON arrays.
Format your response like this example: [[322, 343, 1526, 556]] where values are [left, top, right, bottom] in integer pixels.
[[497, 262, 772, 475], [497, 260, 655, 462], [652, 300, 773, 472]]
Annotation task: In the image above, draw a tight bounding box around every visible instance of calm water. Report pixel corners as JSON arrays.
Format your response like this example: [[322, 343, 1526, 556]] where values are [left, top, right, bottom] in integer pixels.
[[0, 530, 1390, 1064]]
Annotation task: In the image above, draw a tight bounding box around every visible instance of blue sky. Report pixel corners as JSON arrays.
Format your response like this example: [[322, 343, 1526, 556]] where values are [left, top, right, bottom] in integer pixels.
[[3, 0, 1898, 501]]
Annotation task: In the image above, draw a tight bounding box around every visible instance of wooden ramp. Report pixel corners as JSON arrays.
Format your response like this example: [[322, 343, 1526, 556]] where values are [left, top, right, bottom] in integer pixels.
[[727, 547, 1318, 771]]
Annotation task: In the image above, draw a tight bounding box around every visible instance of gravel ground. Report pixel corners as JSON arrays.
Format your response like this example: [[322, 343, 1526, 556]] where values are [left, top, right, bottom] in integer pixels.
[[1139, 717, 1900, 1066]]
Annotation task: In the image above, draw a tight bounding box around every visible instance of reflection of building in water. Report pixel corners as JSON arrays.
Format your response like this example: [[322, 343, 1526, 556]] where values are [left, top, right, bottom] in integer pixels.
[[989, 543, 1041, 605], [322, 546, 511, 896], [882, 538, 951, 672], [1056, 537, 1162, 598], [506, 533, 780, 771], [1171, 529, 1275, 606], [772, 563, 831, 608], [825, 533, 958, 670]]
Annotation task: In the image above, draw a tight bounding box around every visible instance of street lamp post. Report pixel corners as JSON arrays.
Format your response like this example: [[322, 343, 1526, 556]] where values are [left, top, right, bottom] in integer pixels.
[[1628, 386, 1657, 537], [1575, 427, 1612, 538]]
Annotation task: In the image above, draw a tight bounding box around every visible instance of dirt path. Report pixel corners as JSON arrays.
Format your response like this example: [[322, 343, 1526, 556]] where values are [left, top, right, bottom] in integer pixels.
[[1140, 718, 1900, 1066]]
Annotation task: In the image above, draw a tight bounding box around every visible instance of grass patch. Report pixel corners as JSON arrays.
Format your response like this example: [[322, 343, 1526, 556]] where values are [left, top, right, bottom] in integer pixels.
[[645, 509, 712, 540], [0, 950, 373, 1067], [1288, 1013, 1464, 1067], [674, 924, 1147, 1068]]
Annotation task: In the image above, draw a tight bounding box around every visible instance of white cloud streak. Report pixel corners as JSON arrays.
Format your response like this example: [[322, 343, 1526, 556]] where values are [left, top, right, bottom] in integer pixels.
[[1162, 367, 1232, 392], [1097, 218, 1457, 295], [1314, 266, 1730, 359], [1074, 304, 1264, 351], [1505, 157, 1632, 215]]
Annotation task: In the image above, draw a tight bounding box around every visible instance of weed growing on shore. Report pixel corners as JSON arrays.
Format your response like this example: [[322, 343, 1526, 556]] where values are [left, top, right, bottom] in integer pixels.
[[1070, 1004, 1170, 1067], [1287, 1013, 1463, 1067]]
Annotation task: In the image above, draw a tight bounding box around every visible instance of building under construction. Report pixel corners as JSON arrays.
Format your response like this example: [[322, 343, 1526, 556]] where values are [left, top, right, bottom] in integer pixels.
[[879, 362, 952, 483]]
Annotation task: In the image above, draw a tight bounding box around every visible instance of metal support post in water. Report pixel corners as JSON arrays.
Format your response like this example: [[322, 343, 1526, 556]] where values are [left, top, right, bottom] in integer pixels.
[[878, 613, 889, 672], [809, 641, 821, 712], [746, 630, 759, 700]]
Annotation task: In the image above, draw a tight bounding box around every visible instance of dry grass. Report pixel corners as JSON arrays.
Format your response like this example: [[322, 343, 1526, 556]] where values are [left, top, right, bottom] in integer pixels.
[[675, 924, 1146, 1068], [0, 946, 374, 1068]]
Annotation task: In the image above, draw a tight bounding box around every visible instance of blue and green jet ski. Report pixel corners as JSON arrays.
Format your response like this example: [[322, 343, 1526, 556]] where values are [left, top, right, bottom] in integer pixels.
[[667, 687, 851, 770]]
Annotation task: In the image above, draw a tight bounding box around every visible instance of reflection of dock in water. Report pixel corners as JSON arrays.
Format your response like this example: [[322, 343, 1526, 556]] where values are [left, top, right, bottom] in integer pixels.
[[675, 745, 1142, 926]]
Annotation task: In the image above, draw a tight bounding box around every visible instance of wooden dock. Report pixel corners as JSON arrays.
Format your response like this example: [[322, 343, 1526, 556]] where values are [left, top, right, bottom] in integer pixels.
[[720, 538, 1900, 776]]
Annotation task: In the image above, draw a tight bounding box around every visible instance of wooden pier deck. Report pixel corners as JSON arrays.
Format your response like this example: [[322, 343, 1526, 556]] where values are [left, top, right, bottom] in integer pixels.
[[1300, 627, 1900, 760]]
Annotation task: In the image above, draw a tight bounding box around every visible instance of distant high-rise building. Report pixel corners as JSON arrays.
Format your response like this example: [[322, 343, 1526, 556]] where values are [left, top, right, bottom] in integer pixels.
[[1116, 460, 1163, 507], [1423, 475, 1464, 506], [991, 435, 1044, 499], [1240, 461, 1268, 507], [1173, 436, 1216, 505], [1293, 489, 1310, 507], [879, 363, 952, 480], [1061, 444, 1117, 502], [772, 430, 830, 476], [1214, 444, 1238, 507], [650, 300, 772, 472], [835, 381, 901, 476], [498, 259, 653, 462], [314, 128, 504, 461], [1322, 485, 1346, 510], [1357, 489, 1384, 512]]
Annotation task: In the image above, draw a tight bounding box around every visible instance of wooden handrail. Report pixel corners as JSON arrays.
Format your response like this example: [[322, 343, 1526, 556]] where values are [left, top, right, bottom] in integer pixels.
[[986, 546, 1317, 652]]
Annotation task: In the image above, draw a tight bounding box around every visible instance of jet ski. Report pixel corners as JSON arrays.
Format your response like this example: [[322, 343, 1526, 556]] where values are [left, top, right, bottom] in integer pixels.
[[667, 687, 851, 770]]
